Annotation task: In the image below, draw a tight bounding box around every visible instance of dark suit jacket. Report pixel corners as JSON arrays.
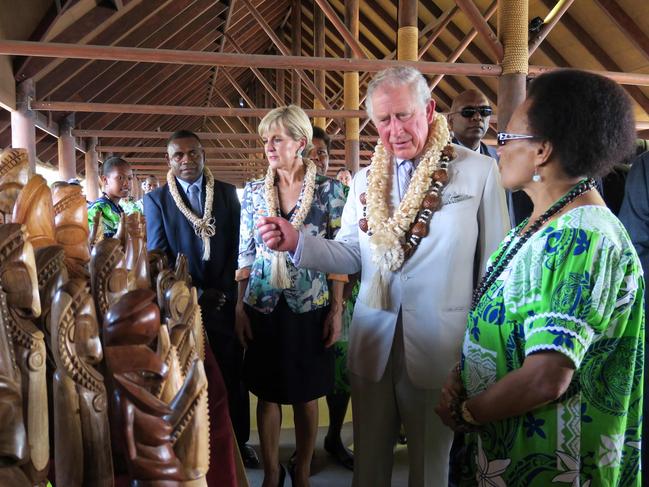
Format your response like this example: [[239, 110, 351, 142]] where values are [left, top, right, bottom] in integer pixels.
[[144, 176, 240, 303]]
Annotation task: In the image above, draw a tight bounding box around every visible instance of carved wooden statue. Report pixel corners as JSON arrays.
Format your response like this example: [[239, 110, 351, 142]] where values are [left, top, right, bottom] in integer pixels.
[[0, 287, 30, 486], [0, 148, 30, 223], [52, 181, 91, 278], [103, 289, 184, 485], [148, 249, 168, 291], [90, 238, 128, 326], [50, 278, 113, 487], [12, 174, 56, 249], [0, 224, 48, 485], [124, 212, 150, 290]]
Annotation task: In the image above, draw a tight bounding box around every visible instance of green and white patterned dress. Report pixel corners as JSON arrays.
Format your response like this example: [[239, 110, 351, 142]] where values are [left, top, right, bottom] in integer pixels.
[[460, 206, 644, 487]]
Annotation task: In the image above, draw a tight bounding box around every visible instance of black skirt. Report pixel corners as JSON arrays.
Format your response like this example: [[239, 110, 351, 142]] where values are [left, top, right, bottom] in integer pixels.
[[243, 296, 334, 404]]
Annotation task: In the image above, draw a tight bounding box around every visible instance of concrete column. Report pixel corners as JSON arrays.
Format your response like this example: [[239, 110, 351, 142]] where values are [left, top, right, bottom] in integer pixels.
[[58, 114, 76, 181], [10, 79, 36, 173]]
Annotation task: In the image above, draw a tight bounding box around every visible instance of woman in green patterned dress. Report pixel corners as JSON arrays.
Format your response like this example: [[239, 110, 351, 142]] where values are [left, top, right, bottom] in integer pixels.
[[436, 69, 643, 486]]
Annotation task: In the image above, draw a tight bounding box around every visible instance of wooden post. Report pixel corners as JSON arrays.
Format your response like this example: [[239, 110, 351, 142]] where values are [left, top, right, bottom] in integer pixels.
[[84, 136, 99, 201], [498, 0, 528, 130], [398, 0, 418, 61], [313, 1, 326, 128], [345, 0, 360, 174], [58, 114, 77, 181], [10, 79, 36, 172], [277, 69, 285, 104], [291, 0, 301, 105]]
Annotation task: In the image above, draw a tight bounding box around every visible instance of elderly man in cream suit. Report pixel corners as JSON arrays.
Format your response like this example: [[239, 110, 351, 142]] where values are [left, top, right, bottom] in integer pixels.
[[258, 66, 509, 487]]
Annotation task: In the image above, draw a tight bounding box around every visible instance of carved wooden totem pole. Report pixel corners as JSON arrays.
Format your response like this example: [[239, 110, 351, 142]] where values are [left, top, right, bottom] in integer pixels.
[[12, 174, 56, 249], [52, 181, 91, 278], [0, 224, 48, 485], [90, 238, 129, 326], [0, 148, 30, 224], [51, 278, 113, 486]]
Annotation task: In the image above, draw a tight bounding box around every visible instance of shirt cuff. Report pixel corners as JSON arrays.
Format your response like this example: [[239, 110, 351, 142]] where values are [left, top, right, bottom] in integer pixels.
[[289, 231, 305, 266]]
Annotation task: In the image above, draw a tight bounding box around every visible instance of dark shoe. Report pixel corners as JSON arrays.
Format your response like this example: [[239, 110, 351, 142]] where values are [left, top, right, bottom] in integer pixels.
[[277, 464, 286, 487], [397, 433, 407, 445], [324, 435, 354, 471], [240, 444, 260, 468]]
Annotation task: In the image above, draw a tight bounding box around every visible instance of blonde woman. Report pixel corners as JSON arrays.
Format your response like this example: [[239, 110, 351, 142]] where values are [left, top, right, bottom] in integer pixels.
[[235, 105, 346, 487]]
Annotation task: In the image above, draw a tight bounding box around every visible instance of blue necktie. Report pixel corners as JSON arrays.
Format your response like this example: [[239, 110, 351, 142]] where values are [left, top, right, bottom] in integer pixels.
[[188, 184, 202, 215]]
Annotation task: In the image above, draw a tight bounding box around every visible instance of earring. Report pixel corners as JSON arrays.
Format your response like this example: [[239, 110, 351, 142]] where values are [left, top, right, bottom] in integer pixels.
[[532, 168, 542, 183]]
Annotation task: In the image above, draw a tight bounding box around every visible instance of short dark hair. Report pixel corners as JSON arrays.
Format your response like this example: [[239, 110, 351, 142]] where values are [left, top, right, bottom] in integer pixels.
[[101, 156, 130, 177], [167, 130, 201, 147], [312, 126, 332, 152], [336, 167, 352, 176], [526, 69, 636, 178]]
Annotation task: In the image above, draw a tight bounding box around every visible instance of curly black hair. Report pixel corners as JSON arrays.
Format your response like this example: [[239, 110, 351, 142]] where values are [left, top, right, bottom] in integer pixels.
[[312, 126, 332, 152], [526, 69, 636, 178], [101, 156, 130, 177]]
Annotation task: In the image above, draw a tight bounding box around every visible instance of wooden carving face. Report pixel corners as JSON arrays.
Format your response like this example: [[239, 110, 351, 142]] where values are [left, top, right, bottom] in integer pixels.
[[0, 149, 30, 215], [74, 292, 102, 365], [0, 236, 40, 318], [11, 175, 56, 249], [52, 182, 90, 263], [90, 239, 128, 319]]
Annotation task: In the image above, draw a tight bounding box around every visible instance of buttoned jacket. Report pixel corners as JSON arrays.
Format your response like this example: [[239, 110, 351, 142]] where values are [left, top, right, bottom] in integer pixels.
[[297, 144, 510, 389]]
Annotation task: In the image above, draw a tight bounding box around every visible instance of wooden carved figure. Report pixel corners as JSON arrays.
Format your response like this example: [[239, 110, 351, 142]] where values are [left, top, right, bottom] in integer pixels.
[[0, 224, 48, 485], [52, 181, 91, 278], [148, 249, 168, 291], [12, 174, 56, 249], [0, 148, 30, 223], [103, 289, 184, 485], [124, 212, 150, 290], [0, 288, 30, 486], [50, 278, 113, 487], [90, 238, 128, 326]]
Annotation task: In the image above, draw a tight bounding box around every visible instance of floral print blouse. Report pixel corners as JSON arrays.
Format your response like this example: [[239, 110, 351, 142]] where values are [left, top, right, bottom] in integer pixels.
[[459, 206, 644, 487], [238, 175, 346, 314]]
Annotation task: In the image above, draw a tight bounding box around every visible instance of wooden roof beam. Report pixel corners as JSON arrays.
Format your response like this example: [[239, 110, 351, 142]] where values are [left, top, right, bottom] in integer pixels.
[[593, 0, 649, 62], [238, 0, 332, 112], [313, 0, 367, 59], [430, 0, 497, 91], [528, 0, 575, 56], [539, 0, 649, 113], [454, 0, 503, 61]]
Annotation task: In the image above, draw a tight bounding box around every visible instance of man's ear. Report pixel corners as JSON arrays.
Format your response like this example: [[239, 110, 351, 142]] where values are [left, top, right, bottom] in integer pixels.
[[426, 99, 436, 124], [100, 175, 108, 188]]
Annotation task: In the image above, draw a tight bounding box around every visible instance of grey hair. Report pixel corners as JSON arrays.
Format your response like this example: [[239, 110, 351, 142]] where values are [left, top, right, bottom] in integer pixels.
[[365, 66, 431, 121]]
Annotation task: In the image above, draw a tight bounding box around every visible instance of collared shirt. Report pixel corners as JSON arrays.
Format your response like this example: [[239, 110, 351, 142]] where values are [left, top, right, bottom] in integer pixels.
[[87, 192, 124, 238], [176, 173, 204, 208], [395, 157, 418, 201]]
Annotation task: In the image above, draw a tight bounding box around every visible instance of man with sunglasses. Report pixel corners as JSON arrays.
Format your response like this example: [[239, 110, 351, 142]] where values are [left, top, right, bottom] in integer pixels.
[[448, 90, 497, 159]]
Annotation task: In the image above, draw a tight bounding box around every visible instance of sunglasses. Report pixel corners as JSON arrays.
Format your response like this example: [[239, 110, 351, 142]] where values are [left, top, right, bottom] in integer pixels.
[[451, 106, 493, 118], [496, 132, 544, 146]]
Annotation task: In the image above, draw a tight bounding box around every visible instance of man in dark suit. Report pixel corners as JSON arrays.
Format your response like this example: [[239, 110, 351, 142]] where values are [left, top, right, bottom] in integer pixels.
[[619, 148, 649, 475], [448, 90, 532, 226], [144, 129, 258, 468]]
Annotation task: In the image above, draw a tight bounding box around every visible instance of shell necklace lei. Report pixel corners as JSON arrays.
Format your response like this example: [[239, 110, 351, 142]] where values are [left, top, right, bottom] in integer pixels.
[[167, 168, 216, 261], [264, 158, 317, 289], [359, 113, 456, 309]]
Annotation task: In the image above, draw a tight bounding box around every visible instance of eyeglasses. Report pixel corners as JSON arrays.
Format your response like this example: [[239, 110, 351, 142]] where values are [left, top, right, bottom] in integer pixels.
[[450, 106, 493, 118], [496, 132, 544, 146]]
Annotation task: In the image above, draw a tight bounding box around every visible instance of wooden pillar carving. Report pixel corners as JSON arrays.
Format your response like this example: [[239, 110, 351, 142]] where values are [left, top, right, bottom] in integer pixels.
[[313, 1, 326, 128], [498, 0, 528, 130], [84, 137, 99, 201], [345, 0, 360, 174], [11, 79, 36, 172], [398, 0, 418, 61], [291, 0, 302, 105], [58, 114, 76, 181]]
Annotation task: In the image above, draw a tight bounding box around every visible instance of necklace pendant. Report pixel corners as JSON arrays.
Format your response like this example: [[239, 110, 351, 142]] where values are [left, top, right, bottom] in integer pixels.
[[358, 218, 368, 233]]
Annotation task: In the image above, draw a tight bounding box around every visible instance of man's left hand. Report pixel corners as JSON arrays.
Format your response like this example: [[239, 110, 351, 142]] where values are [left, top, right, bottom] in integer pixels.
[[257, 216, 299, 252], [322, 306, 342, 348]]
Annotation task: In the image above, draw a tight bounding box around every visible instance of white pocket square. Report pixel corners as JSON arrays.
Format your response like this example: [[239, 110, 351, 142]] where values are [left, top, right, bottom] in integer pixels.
[[443, 193, 473, 205]]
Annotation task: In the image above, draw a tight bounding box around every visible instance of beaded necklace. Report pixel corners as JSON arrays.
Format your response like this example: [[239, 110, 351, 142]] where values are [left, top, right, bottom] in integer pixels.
[[470, 178, 596, 311]]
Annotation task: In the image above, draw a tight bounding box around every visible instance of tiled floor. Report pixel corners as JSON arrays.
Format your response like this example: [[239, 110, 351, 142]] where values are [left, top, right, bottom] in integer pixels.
[[245, 422, 409, 487]]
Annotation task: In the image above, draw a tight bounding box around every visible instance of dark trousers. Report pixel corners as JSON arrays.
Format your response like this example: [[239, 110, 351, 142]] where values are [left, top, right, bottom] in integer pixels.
[[201, 299, 250, 448]]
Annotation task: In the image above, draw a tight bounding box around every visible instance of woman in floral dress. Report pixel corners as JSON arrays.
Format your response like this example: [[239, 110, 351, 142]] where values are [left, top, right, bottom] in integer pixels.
[[235, 106, 346, 487], [436, 70, 643, 486]]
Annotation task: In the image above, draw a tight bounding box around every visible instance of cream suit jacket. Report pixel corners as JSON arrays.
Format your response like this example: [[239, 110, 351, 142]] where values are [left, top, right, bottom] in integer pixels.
[[297, 145, 510, 389]]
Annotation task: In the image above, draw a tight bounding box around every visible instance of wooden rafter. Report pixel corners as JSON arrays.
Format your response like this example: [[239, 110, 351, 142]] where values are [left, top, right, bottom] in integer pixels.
[[528, 0, 575, 56], [454, 0, 503, 61], [593, 0, 649, 62]]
